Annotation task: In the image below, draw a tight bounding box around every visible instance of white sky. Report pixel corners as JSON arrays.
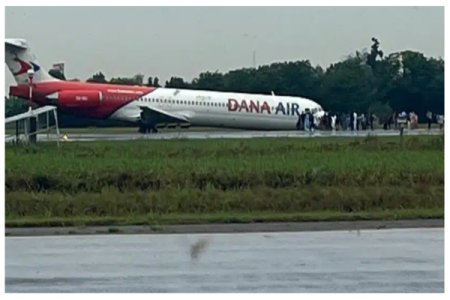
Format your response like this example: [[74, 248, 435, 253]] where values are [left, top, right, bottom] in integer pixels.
[[5, 6, 444, 87]]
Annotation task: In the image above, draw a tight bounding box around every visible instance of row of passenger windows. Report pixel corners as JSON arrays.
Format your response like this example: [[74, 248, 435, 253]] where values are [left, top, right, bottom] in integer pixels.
[[139, 97, 227, 107], [106, 95, 133, 101]]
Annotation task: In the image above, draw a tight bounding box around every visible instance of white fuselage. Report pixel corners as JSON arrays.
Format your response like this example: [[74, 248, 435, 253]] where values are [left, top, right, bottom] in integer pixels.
[[110, 88, 324, 130]]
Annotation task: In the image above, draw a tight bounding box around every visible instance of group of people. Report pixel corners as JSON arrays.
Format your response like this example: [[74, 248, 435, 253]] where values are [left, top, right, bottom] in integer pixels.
[[383, 112, 419, 130], [296, 109, 317, 134], [311, 112, 376, 131], [296, 109, 443, 133]]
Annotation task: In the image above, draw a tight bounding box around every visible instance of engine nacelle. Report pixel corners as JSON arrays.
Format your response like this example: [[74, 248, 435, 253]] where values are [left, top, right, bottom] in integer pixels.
[[47, 90, 103, 109]]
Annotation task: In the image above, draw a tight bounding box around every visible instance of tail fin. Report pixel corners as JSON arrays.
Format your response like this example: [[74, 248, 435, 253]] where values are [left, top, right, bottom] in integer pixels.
[[5, 38, 58, 84]]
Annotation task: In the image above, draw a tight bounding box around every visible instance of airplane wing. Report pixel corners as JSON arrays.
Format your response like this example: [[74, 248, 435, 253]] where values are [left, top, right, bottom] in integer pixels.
[[138, 105, 190, 125]]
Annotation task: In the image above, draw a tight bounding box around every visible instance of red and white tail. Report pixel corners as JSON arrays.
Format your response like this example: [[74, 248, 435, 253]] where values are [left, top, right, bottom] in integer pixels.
[[5, 38, 58, 84]]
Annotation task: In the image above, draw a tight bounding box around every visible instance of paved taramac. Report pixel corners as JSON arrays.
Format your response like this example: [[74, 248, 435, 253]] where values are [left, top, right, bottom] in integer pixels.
[[7, 128, 443, 142], [5, 228, 444, 292]]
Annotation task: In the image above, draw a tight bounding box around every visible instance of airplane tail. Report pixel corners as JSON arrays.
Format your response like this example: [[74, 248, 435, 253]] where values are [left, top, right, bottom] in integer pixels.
[[5, 38, 58, 84]]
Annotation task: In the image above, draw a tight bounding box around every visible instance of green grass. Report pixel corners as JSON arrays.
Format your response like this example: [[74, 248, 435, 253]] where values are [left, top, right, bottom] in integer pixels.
[[5, 136, 444, 192], [5, 209, 444, 228], [6, 185, 444, 216], [5, 135, 444, 227]]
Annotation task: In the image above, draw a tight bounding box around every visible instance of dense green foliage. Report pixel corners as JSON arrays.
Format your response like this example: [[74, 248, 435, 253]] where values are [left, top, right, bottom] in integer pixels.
[[5, 136, 444, 226]]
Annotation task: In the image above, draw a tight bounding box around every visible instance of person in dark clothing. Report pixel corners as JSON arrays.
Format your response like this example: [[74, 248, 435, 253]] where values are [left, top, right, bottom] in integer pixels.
[[327, 113, 332, 130], [350, 113, 354, 131], [369, 113, 374, 130], [300, 111, 306, 131], [308, 112, 315, 134], [426, 111, 433, 130], [296, 112, 302, 130]]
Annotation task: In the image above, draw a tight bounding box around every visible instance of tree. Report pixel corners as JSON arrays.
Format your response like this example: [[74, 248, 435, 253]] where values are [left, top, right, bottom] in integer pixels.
[[87, 72, 107, 83], [5, 97, 28, 117], [132, 74, 144, 86], [146, 76, 153, 87], [110, 77, 137, 85], [386, 51, 444, 118], [165, 77, 190, 88], [222, 68, 257, 93], [153, 77, 160, 87], [321, 55, 376, 113], [191, 71, 225, 91]]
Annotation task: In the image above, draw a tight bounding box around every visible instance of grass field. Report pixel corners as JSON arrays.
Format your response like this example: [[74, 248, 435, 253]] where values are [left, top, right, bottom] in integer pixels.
[[5, 135, 444, 227]]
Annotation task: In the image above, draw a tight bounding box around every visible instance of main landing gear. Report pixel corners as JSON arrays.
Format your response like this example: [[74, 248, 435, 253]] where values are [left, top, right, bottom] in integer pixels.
[[138, 124, 158, 134]]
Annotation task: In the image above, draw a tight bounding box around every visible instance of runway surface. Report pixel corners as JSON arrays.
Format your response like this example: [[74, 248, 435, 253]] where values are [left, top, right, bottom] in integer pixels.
[[6, 228, 444, 292], [5, 128, 444, 142]]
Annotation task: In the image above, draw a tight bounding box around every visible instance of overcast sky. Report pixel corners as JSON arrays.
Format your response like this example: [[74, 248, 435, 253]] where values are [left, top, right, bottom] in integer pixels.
[[5, 6, 444, 88]]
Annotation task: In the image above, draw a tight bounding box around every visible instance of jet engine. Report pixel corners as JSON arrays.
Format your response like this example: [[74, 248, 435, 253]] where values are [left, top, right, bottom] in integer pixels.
[[47, 90, 103, 109]]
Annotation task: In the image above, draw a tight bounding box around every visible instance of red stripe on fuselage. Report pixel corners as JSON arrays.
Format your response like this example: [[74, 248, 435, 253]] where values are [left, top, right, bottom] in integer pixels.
[[9, 81, 156, 119]]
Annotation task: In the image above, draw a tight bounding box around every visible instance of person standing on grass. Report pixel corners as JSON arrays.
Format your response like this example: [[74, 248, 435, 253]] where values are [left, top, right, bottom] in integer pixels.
[[331, 114, 336, 131], [398, 111, 407, 135], [309, 111, 315, 135], [427, 111, 433, 130], [296, 111, 302, 130], [350, 112, 354, 131], [369, 113, 375, 130], [301, 111, 306, 131], [304, 110, 310, 131], [331, 114, 337, 135], [353, 112, 358, 133]]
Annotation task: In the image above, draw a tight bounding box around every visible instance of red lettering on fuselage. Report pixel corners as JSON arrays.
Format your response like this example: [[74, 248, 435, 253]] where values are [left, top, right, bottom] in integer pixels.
[[228, 98, 272, 114], [239, 100, 249, 112], [260, 101, 271, 114], [228, 98, 239, 111], [249, 100, 259, 113]]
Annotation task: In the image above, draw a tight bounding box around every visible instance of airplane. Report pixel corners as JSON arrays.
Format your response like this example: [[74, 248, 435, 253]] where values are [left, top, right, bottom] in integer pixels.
[[6, 38, 325, 133]]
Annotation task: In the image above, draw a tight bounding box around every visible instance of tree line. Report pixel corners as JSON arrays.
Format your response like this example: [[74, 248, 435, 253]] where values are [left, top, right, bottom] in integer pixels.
[[6, 38, 444, 125]]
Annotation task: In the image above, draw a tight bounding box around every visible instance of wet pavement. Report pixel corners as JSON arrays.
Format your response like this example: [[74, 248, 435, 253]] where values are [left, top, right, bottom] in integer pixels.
[[5, 228, 444, 292]]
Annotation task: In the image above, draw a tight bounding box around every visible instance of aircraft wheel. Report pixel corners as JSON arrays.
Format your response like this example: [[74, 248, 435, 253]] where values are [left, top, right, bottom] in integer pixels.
[[138, 125, 147, 134]]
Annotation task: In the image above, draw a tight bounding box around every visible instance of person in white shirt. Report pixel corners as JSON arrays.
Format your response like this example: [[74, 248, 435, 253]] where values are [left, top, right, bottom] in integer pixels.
[[331, 114, 337, 132]]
